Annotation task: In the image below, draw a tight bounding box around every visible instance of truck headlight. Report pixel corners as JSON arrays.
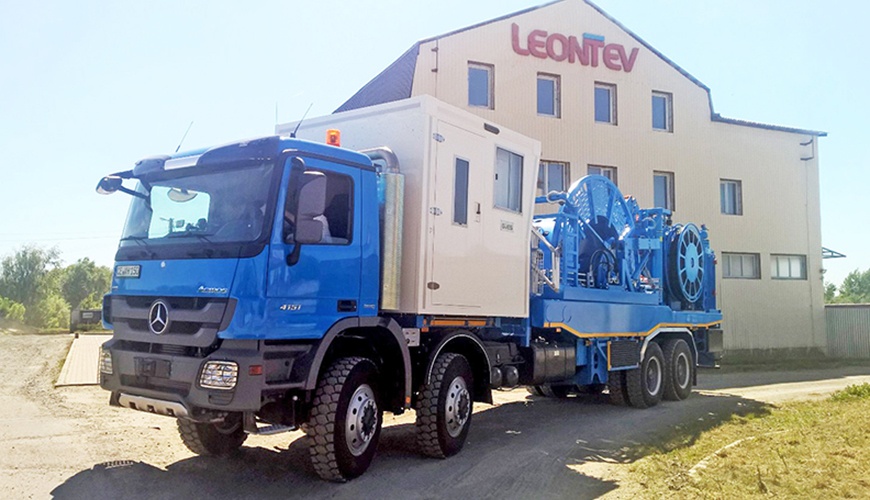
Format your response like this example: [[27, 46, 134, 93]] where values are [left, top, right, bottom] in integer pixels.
[[200, 361, 239, 390], [99, 347, 113, 375]]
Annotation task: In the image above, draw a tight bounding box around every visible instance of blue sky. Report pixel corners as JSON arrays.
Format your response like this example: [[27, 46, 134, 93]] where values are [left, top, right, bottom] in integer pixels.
[[0, 0, 865, 287]]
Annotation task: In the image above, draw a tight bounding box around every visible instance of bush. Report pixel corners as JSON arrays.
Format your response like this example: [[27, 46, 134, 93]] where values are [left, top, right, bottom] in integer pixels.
[[831, 383, 870, 402], [0, 296, 26, 322], [25, 294, 70, 330]]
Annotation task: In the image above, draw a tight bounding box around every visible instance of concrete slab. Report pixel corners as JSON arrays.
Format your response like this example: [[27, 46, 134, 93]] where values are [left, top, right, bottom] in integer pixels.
[[55, 334, 112, 386]]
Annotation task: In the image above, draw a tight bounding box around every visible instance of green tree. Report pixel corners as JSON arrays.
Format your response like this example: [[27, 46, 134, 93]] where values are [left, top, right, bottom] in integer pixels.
[[0, 246, 61, 309], [836, 268, 870, 304], [0, 296, 25, 322], [824, 281, 837, 303], [27, 294, 69, 329], [61, 258, 111, 310]]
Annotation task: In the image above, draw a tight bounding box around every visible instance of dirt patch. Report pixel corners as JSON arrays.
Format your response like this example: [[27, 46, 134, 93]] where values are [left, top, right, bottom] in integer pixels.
[[0, 317, 38, 335], [3, 334, 868, 499]]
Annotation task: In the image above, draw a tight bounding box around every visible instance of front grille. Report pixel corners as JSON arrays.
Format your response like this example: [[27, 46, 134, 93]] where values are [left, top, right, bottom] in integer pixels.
[[128, 319, 202, 335], [109, 295, 231, 347], [124, 296, 214, 311], [115, 340, 220, 358], [120, 375, 191, 396]]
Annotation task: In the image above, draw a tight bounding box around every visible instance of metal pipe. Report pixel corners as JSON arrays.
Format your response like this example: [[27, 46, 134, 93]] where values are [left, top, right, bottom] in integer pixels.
[[359, 147, 400, 174], [361, 147, 404, 311]]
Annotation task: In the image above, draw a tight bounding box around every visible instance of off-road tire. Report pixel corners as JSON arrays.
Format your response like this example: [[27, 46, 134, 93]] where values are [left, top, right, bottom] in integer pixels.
[[416, 353, 473, 458], [607, 370, 628, 406], [177, 413, 247, 456], [662, 339, 693, 401], [625, 342, 665, 409], [307, 357, 382, 482]]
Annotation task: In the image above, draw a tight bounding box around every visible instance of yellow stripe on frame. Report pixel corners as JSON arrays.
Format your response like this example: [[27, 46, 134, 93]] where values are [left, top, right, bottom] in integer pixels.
[[544, 320, 721, 339]]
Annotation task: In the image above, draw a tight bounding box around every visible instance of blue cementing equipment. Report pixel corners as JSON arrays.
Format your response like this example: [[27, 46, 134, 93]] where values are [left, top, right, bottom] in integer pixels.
[[529, 175, 721, 384]]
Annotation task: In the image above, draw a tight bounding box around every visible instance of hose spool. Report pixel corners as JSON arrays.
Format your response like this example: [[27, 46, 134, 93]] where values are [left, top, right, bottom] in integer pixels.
[[567, 175, 634, 238], [565, 175, 636, 289], [667, 223, 706, 307]]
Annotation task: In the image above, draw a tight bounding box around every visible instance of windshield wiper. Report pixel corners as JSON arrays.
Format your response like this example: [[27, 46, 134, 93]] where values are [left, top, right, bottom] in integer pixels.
[[165, 232, 214, 243], [118, 235, 157, 259]]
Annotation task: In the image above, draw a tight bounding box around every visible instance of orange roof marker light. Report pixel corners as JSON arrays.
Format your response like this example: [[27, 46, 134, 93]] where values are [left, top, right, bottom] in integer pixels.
[[326, 129, 341, 147]]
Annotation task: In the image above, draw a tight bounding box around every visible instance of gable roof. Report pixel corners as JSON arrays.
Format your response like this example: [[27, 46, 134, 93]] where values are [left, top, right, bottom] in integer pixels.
[[334, 0, 826, 136], [335, 43, 421, 114]]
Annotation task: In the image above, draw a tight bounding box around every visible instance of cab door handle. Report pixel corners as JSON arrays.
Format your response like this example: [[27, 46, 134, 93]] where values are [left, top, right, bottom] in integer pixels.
[[337, 300, 357, 312]]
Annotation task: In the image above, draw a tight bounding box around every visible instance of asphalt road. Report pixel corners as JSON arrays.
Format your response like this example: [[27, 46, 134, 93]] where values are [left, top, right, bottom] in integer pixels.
[[2, 334, 869, 500]]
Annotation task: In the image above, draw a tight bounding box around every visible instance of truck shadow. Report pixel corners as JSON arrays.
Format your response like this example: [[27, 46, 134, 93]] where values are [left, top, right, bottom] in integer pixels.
[[51, 392, 767, 500]]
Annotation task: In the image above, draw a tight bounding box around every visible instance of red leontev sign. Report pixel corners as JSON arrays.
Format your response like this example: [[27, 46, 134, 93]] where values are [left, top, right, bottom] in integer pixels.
[[511, 23, 639, 73]]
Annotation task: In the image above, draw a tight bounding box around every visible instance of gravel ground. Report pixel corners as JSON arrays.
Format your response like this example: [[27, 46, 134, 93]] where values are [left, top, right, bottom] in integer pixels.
[[2, 333, 868, 500]]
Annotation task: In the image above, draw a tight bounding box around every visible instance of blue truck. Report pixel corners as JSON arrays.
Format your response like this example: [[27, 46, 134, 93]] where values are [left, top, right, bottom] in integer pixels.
[[97, 96, 722, 481]]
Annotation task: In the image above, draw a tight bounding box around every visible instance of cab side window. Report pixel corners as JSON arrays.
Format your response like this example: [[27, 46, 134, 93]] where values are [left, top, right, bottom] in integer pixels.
[[284, 170, 353, 245]]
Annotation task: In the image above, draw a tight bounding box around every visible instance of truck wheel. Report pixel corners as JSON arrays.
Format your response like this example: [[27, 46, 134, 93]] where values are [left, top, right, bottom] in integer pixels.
[[177, 413, 247, 456], [607, 370, 628, 406], [307, 357, 382, 482], [416, 353, 473, 458], [625, 342, 664, 409], [539, 384, 572, 398], [662, 339, 693, 401]]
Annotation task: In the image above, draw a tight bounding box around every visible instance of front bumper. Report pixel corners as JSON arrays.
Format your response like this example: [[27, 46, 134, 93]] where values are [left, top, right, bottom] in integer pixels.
[[100, 338, 313, 418]]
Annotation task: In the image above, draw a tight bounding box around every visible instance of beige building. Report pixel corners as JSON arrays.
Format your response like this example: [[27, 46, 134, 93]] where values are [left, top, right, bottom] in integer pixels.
[[336, 0, 826, 354]]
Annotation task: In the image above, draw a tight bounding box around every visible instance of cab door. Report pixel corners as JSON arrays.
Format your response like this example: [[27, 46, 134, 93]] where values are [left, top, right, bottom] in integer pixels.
[[266, 155, 362, 339]]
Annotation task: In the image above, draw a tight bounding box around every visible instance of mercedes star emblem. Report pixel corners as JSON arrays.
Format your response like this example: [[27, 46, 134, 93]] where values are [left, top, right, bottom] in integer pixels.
[[148, 300, 170, 335]]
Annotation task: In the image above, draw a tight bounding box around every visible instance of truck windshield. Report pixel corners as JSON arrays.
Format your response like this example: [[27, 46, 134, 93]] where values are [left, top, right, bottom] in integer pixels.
[[120, 162, 275, 248]]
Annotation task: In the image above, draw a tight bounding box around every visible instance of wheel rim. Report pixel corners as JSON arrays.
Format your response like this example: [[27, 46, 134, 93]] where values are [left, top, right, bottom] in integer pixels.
[[345, 383, 378, 456], [445, 376, 471, 438], [675, 351, 691, 389], [646, 356, 662, 396]]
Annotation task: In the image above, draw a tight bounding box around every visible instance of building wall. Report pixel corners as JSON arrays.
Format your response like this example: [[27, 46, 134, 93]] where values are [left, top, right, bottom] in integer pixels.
[[406, 0, 825, 351]]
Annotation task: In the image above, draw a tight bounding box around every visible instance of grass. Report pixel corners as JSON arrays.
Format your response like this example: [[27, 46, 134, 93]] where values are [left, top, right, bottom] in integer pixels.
[[628, 383, 870, 498]]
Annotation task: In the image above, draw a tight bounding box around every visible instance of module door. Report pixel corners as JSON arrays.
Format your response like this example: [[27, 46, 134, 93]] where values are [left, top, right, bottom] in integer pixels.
[[426, 121, 488, 311]]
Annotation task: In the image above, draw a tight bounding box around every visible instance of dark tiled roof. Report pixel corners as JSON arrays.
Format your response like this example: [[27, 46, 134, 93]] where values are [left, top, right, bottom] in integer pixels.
[[335, 44, 420, 113]]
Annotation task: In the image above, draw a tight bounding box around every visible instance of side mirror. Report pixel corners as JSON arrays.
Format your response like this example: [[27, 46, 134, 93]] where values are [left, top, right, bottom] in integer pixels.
[[96, 176, 123, 195], [294, 171, 327, 244]]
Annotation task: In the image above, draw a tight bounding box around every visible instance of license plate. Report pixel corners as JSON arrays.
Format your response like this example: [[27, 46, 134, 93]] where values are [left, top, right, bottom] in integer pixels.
[[135, 358, 171, 378]]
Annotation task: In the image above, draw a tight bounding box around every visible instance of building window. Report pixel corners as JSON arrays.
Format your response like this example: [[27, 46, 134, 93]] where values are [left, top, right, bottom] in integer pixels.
[[652, 91, 673, 131], [453, 157, 470, 225], [722, 252, 760, 279], [468, 62, 493, 109], [771, 254, 807, 280], [495, 148, 523, 212], [588, 165, 617, 185], [720, 179, 743, 215], [537, 74, 560, 117], [653, 171, 674, 210], [538, 161, 568, 195], [594, 83, 616, 124]]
